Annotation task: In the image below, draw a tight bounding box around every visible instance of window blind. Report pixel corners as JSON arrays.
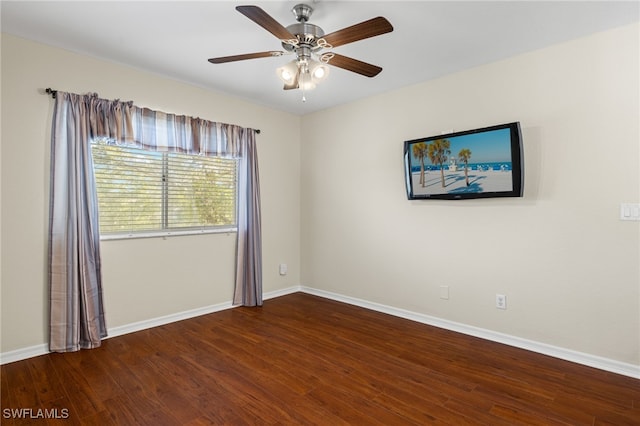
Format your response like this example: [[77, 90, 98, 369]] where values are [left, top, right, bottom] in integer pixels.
[[91, 143, 238, 235]]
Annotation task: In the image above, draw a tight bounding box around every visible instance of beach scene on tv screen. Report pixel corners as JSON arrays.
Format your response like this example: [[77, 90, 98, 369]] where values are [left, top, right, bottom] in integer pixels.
[[409, 128, 513, 196]]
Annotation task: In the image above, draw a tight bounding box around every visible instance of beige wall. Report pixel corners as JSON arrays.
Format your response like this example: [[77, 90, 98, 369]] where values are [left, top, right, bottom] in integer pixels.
[[301, 23, 640, 365], [2, 23, 639, 369], [0, 34, 301, 352]]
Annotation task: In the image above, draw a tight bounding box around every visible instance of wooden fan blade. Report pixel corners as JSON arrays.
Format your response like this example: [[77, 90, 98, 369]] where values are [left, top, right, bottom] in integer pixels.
[[208, 51, 284, 64], [322, 53, 382, 77], [236, 5, 297, 42], [321, 17, 393, 48]]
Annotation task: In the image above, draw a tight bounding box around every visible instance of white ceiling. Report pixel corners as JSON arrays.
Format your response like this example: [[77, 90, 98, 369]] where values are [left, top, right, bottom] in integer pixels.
[[2, 1, 638, 115]]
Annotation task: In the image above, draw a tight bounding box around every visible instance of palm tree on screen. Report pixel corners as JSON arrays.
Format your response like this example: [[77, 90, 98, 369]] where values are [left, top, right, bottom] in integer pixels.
[[412, 142, 429, 186], [428, 139, 451, 187], [458, 148, 472, 186]]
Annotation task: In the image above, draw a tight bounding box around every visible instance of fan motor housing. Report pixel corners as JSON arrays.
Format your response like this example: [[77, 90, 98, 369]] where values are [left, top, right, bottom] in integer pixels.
[[283, 23, 325, 52]]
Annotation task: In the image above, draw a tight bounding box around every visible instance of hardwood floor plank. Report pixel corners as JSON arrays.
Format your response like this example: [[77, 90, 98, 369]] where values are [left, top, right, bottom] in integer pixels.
[[2, 293, 639, 425], [24, 356, 66, 405], [488, 403, 568, 426], [3, 357, 39, 409]]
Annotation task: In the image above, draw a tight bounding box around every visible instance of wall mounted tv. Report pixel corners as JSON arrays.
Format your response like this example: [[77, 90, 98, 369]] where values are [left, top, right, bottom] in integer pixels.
[[404, 122, 524, 200]]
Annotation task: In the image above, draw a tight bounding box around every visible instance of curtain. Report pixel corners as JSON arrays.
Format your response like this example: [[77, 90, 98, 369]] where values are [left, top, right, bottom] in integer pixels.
[[48, 92, 262, 352], [49, 93, 107, 351], [234, 129, 263, 306]]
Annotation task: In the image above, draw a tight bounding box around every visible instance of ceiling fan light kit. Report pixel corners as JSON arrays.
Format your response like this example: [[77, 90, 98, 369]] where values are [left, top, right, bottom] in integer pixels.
[[277, 58, 329, 86], [208, 3, 393, 102]]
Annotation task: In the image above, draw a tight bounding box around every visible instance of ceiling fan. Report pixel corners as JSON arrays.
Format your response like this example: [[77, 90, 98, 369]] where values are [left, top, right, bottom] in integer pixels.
[[208, 4, 393, 99]]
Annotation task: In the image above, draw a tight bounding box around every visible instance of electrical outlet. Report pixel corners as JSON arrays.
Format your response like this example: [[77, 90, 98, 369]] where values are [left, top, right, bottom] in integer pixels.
[[439, 285, 449, 300], [496, 294, 507, 310]]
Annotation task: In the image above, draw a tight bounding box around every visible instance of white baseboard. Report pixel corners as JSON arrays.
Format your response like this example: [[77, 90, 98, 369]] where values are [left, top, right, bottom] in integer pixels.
[[262, 286, 301, 300], [300, 286, 640, 379], [106, 300, 236, 339], [108, 286, 301, 339], [0, 343, 49, 365], [0, 286, 300, 365], [3, 285, 638, 379]]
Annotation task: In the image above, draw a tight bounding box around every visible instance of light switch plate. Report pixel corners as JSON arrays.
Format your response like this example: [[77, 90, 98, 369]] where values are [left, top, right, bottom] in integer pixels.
[[279, 263, 288, 275], [620, 203, 640, 221]]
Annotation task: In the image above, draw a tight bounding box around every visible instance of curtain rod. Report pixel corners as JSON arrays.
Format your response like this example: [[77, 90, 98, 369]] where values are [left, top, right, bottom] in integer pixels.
[[43, 87, 261, 134]]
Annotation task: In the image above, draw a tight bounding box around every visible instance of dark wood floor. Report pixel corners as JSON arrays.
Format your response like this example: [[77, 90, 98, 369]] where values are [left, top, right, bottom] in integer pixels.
[[2, 293, 639, 425]]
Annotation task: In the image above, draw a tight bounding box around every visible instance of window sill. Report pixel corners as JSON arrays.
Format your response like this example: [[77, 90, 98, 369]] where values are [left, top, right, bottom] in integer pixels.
[[100, 227, 237, 241]]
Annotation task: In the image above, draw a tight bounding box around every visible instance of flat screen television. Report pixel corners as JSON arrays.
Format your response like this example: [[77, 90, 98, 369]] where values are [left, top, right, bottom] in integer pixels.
[[404, 122, 524, 200]]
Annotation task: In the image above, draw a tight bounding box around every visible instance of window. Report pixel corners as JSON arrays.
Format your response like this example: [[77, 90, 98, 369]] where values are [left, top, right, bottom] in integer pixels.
[[91, 140, 238, 238]]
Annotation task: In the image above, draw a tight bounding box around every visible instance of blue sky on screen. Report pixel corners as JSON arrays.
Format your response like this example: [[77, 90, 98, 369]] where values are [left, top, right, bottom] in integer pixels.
[[412, 128, 512, 165], [450, 128, 511, 163]]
